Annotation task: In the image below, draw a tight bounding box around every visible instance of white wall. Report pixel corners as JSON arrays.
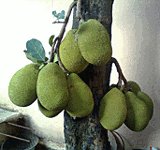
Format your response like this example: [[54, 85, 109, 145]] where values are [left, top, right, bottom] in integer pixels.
[[112, 0, 160, 148], [0, 0, 72, 148], [0, 0, 160, 149]]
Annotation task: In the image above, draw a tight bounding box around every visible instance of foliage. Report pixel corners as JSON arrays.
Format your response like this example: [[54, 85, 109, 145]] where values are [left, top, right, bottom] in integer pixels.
[[52, 10, 65, 20], [24, 39, 48, 64]]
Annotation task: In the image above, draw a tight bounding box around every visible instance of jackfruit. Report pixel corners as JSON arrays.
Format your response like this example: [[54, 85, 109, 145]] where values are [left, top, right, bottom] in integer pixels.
[[66, 73, 94, 118], [127, 81, 141, 94], [8, 64, 39, 107], [125, 91, 150, 131], [37, 63, 69, 111], [77, 19, 112, 66], [59, 29, 88, 73], [137, 91, 153, 120], [99, 88, 127, 130], [38, 100, 61, 118]]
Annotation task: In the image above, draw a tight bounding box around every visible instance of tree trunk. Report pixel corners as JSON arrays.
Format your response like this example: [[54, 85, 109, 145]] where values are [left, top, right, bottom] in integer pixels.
[[64, 0, 114, 149]]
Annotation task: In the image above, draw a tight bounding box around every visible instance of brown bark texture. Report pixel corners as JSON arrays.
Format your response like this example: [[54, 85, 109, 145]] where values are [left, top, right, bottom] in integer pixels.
[[64, 0, 114, 149]]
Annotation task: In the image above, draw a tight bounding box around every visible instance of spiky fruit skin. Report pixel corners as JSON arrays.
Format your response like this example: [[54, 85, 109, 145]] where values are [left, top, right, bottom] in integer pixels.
[[137, 91, 154, 120], [99, 88, 127, 131], [37, 63, 69, 111], [127, 81, 141, 94], [77, 19, 112, 66], [66, 73, 94, 118], [125, 91, 150, 131], [38, 100, 61, 118], [59, 29, 88, 73], [8, 64, 39, 107]]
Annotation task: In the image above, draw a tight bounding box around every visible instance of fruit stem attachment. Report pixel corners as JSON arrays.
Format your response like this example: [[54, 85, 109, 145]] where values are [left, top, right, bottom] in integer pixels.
[[110, 57, 128, 87], [49, 37, 59, 62], [49, 1, 77, 73]]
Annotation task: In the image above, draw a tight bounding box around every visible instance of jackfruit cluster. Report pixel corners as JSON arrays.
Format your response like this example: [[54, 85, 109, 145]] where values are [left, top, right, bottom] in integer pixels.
[[37, 63, 94, 118], [99, 81, 154, 132], [124, 81, 153, 131], [59, 19, 112, 73], [8, 18, 154, 133], [8, 62, 94, 118]]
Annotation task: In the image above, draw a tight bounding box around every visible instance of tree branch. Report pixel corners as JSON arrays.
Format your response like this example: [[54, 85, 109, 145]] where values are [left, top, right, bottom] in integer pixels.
[[110, 57, 128, 86], [49, 37, 59, 62], [49, 1, 77, 72], [76, 0, 83, 21]]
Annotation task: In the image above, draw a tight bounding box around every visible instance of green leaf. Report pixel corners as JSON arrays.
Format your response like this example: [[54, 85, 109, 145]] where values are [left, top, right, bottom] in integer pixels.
[[25, 39, 46, 63], [52, 10, 58, 18], [52, 10, 65, 20], [49, 35, 55, 47], [58, 10, 65, 19], [24, 50, 47, 64]]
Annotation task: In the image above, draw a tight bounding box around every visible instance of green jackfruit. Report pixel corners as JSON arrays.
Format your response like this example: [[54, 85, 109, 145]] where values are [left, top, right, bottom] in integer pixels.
[[59, 29, 88, 73], [38, 100, 61, 118], [8, 64, 39, 107], [77, 19, 112, 66], [125, 91, 150, 131], [37, 63, 69, 111], [66, 73, 94, 118], [99, 88, 127, 130], [137, 91, 153, 120], [127, 81, 141, 94]]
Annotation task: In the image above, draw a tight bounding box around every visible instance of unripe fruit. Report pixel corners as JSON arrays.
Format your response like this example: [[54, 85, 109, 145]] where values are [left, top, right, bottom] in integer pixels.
[[59, 29, 88, 73], [66, 73, 94, 118], [99, 88, 127, 130], [37, 63, 69, 111], [77, 19, 112, 66], [8, 64, 39, 107], [125, 91, 150, 131]]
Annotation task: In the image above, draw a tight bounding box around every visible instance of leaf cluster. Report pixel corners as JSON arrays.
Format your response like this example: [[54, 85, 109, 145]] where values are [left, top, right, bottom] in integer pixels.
[[52, 10, 65, 20]]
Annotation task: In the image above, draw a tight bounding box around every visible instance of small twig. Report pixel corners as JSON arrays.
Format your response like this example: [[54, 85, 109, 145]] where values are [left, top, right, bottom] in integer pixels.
[[110, 57, 128, 86], [49, 37, 59, 62], [49, 1, 77, 73], [57, 1, 77, 45], [52, 20, 65, 24]]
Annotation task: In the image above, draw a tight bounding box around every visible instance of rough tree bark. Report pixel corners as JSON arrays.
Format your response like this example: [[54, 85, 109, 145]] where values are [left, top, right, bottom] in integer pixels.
[[64, 0, 114, 149]]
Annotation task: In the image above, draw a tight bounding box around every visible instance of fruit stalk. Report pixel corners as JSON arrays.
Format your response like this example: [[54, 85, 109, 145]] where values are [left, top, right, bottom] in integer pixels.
[[49, 1, 77, 64], [110, 57, 128, 87]]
